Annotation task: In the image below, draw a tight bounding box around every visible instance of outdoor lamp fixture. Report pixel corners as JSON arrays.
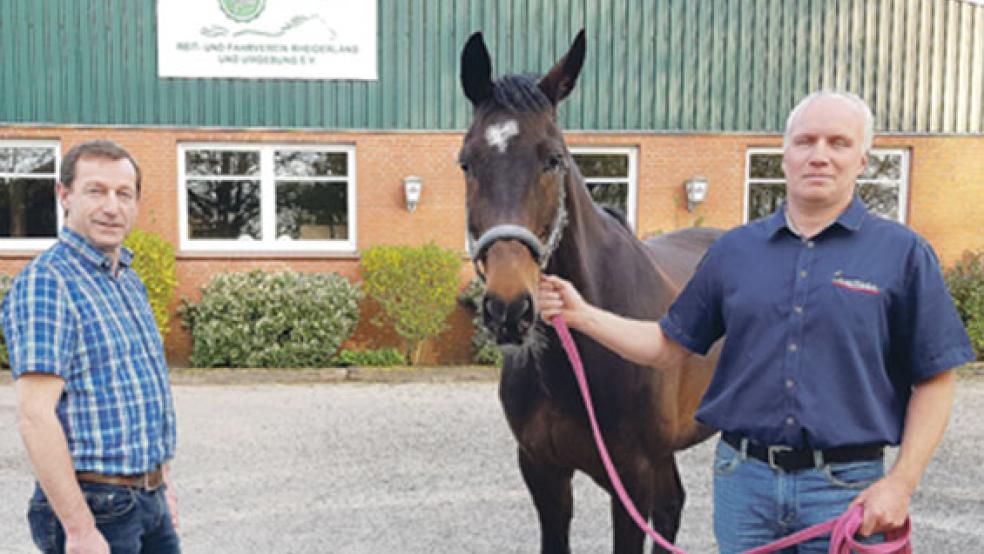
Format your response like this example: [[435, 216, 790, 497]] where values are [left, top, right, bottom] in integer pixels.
[[403, 175, 423, 213], [685, 175, 708, 212]]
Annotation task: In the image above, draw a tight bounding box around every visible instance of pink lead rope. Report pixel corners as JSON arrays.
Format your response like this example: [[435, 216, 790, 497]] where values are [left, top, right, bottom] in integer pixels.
[[551, 316, 912, 554]]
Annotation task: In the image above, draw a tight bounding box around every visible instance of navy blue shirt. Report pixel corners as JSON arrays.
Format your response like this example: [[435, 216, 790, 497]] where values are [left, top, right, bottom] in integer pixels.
[[660, 197, 974, 449]]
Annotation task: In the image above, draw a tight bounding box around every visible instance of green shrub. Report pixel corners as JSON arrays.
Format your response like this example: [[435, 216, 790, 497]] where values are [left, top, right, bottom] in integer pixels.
[[360, 243, 462, 365], [124, 229, 177, 341], [945, 249, 984, 360], [458, 277, 502, 366], [0, 274, 11, 369], [334, 347, 406, 367], [179, 270, 362, 368]]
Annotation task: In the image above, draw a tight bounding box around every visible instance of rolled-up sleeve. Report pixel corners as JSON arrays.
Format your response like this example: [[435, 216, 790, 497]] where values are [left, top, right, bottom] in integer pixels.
[[659, 241, 725, 356], [2, 268, 77, 380]]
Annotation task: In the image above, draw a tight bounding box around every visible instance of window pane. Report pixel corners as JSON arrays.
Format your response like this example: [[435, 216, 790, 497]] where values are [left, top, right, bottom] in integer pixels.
[[748, 182, 786, 220], [274, 151, 347, 177], [858, 182, 900, 220], [185, 150, 259, 176], [573, 154, 628, 178], [0, 178, 58, 237], [586, 181, 627, 216], [861, 153, 902, 180], [0, 147, 56, 174], [275, 181, 348, 240], [749, 153, 784, 179], [186, 180, 260, 239]]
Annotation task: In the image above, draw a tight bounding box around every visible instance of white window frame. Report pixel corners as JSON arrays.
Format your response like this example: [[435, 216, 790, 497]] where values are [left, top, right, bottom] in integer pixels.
[[0, 140, 62, 251], [178, 143, 357, 253], [744, 147, 910, 224], [570, 145, 639, 230]]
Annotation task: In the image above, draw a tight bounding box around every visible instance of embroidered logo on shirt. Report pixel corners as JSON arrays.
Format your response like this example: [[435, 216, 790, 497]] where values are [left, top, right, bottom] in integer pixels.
[[831, 270, 880, 295]]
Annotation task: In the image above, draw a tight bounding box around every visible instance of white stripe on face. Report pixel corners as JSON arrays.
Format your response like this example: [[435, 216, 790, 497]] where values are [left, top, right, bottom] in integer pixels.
[[485, 119, 519, 154]]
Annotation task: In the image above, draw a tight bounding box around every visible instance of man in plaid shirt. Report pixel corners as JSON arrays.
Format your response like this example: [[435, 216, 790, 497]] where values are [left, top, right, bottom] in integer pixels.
[[2, 140, 179, 553]]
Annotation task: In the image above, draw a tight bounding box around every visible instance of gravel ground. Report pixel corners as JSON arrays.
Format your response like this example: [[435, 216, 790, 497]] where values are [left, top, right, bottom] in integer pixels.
[[0, 373, 981, 553]]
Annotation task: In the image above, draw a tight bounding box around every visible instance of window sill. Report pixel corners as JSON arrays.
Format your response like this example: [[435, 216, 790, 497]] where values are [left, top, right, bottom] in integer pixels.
[[176, 250, 361, 260]]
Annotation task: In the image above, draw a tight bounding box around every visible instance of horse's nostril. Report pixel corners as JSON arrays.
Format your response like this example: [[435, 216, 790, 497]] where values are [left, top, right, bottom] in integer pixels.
[[483, 296, 506, 324]]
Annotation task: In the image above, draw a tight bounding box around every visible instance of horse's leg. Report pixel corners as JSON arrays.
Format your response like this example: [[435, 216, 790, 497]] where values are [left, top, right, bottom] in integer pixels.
[[647, 457, 685, 554], [518, 448, 575, 554], [609, 460, 653, 554]]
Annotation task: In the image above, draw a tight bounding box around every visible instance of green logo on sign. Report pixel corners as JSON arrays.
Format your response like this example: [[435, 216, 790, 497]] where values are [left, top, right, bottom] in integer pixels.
[[219, 0, 266, 23]]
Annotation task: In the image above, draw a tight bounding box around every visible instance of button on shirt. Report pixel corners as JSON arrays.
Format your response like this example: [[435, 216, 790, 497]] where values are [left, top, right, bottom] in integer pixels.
[[659, 197, 974, 449], [2, 228, 176, 474]]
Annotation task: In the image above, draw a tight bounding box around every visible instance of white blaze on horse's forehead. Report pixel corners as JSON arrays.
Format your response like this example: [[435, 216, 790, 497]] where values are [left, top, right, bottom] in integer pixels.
[[485, 119, 519, 154]]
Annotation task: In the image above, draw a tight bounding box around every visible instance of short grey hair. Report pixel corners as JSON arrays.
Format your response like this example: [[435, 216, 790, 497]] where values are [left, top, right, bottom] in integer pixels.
[[783, 90, 874, 153]]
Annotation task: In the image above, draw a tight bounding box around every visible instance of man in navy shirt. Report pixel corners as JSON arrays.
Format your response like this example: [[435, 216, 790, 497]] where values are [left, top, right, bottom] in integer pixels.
[[538, 91, 974, 553]]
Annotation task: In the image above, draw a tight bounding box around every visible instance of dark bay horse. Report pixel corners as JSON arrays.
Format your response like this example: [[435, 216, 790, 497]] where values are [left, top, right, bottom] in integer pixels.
[[459, 30, 723, 553]]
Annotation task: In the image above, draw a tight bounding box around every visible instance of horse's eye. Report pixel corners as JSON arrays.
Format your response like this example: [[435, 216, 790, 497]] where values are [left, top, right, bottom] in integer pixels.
[[459, 161, 471, 174], [545, 156, 563, 172]]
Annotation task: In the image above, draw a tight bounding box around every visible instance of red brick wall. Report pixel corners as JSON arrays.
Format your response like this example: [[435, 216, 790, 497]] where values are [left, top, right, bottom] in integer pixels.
[[1, 126, 982, 365]]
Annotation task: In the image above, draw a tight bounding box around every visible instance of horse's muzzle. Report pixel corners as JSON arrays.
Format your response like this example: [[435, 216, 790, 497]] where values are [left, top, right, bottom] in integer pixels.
[[483, 291, 535, 345]]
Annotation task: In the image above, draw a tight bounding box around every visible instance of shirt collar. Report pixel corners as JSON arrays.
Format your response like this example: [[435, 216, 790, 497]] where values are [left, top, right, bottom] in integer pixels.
[[766, 195, 868, 239], [59, 227, 134, 273]]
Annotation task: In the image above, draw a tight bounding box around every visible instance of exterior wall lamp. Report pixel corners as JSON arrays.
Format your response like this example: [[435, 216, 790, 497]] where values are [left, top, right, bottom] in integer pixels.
[[403, 175, 422, 213], [685, 175, 708, 212]]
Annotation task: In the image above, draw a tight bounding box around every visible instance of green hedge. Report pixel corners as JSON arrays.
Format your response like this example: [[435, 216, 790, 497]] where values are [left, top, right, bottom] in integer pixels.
[[946, 249, 984, 360], [360, 243, 461, 365], [180, 270, 362, 368], [334, 347, 406, 367], [0, 274, 11, 368], [124, 229, 177, 341], [459, 277, 502, 366]]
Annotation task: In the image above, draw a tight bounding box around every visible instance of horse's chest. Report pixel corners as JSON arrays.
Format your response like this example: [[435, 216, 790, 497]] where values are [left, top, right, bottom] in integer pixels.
[[509, 399, 599, 468]]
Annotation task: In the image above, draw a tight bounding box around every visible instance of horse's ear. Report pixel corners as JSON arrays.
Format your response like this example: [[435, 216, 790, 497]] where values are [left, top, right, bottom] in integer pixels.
[[461, 32, 494, 107], [538, 29, 586, 105]]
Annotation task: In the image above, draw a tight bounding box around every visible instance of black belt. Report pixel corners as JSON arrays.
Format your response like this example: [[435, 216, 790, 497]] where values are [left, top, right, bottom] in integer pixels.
[[722, 431, 883, 472]]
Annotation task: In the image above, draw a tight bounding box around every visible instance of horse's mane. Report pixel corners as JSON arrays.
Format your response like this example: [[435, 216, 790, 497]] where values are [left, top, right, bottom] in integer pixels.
[[600, 205, 630, 230], [486, 74, 552, 113]]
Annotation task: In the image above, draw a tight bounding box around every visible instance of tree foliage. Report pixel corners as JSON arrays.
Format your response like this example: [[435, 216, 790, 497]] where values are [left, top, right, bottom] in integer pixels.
[[946, 249, 984, 360], [360, 243, 462, 365], [124, 229, 178, 340]]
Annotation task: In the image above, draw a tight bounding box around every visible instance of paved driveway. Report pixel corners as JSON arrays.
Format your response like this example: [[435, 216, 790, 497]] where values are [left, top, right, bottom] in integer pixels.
[[1, 376, 981, 553]]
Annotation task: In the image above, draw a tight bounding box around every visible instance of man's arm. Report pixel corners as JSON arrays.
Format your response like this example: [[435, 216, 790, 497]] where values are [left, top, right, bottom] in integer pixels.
[[163, 463, 180, 531], [852, 368, 956, 536], [16, 374, 109, 553], [538, 275, 692, 369]]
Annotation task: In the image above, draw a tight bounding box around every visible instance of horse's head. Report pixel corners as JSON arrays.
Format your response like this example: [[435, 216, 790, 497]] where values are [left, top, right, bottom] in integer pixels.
[[459, 30, 585, 347]]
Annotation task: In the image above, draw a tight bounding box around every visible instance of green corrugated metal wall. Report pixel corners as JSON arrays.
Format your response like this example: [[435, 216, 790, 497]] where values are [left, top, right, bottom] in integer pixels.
[[0, 0, 981, 133]]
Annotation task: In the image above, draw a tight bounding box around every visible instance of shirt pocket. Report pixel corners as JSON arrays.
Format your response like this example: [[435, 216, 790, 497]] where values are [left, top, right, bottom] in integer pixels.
[[824, 271, 888, 330]]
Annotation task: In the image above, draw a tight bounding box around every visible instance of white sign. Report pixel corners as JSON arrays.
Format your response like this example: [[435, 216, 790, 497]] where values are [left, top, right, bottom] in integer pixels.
[[157, 0, 377, 80]]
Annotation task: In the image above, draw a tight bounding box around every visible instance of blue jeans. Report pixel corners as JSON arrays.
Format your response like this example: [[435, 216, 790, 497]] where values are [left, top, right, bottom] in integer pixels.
[[27, 482, 180, 554], [713, 438, 884, 554]]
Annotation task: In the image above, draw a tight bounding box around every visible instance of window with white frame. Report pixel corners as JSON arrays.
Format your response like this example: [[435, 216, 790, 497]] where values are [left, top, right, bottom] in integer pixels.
[[745, 148, 909, 223], [178, 144, 356, 252], [0, 141, 60, 250], [570, 146, 638, 229]]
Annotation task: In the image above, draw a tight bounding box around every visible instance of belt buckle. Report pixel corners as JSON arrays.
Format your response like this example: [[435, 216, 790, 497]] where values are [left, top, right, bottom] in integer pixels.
[[767, 445, 793, 470], [140, 468, 162, 491]]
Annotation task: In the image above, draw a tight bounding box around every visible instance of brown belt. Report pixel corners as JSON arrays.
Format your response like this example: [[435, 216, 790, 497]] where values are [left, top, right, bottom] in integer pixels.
[[76, 466, 165, 491]]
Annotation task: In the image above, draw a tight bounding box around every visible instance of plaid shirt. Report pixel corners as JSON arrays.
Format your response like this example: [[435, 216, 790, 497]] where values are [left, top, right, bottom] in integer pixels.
[[2, 228, 176, 475]]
